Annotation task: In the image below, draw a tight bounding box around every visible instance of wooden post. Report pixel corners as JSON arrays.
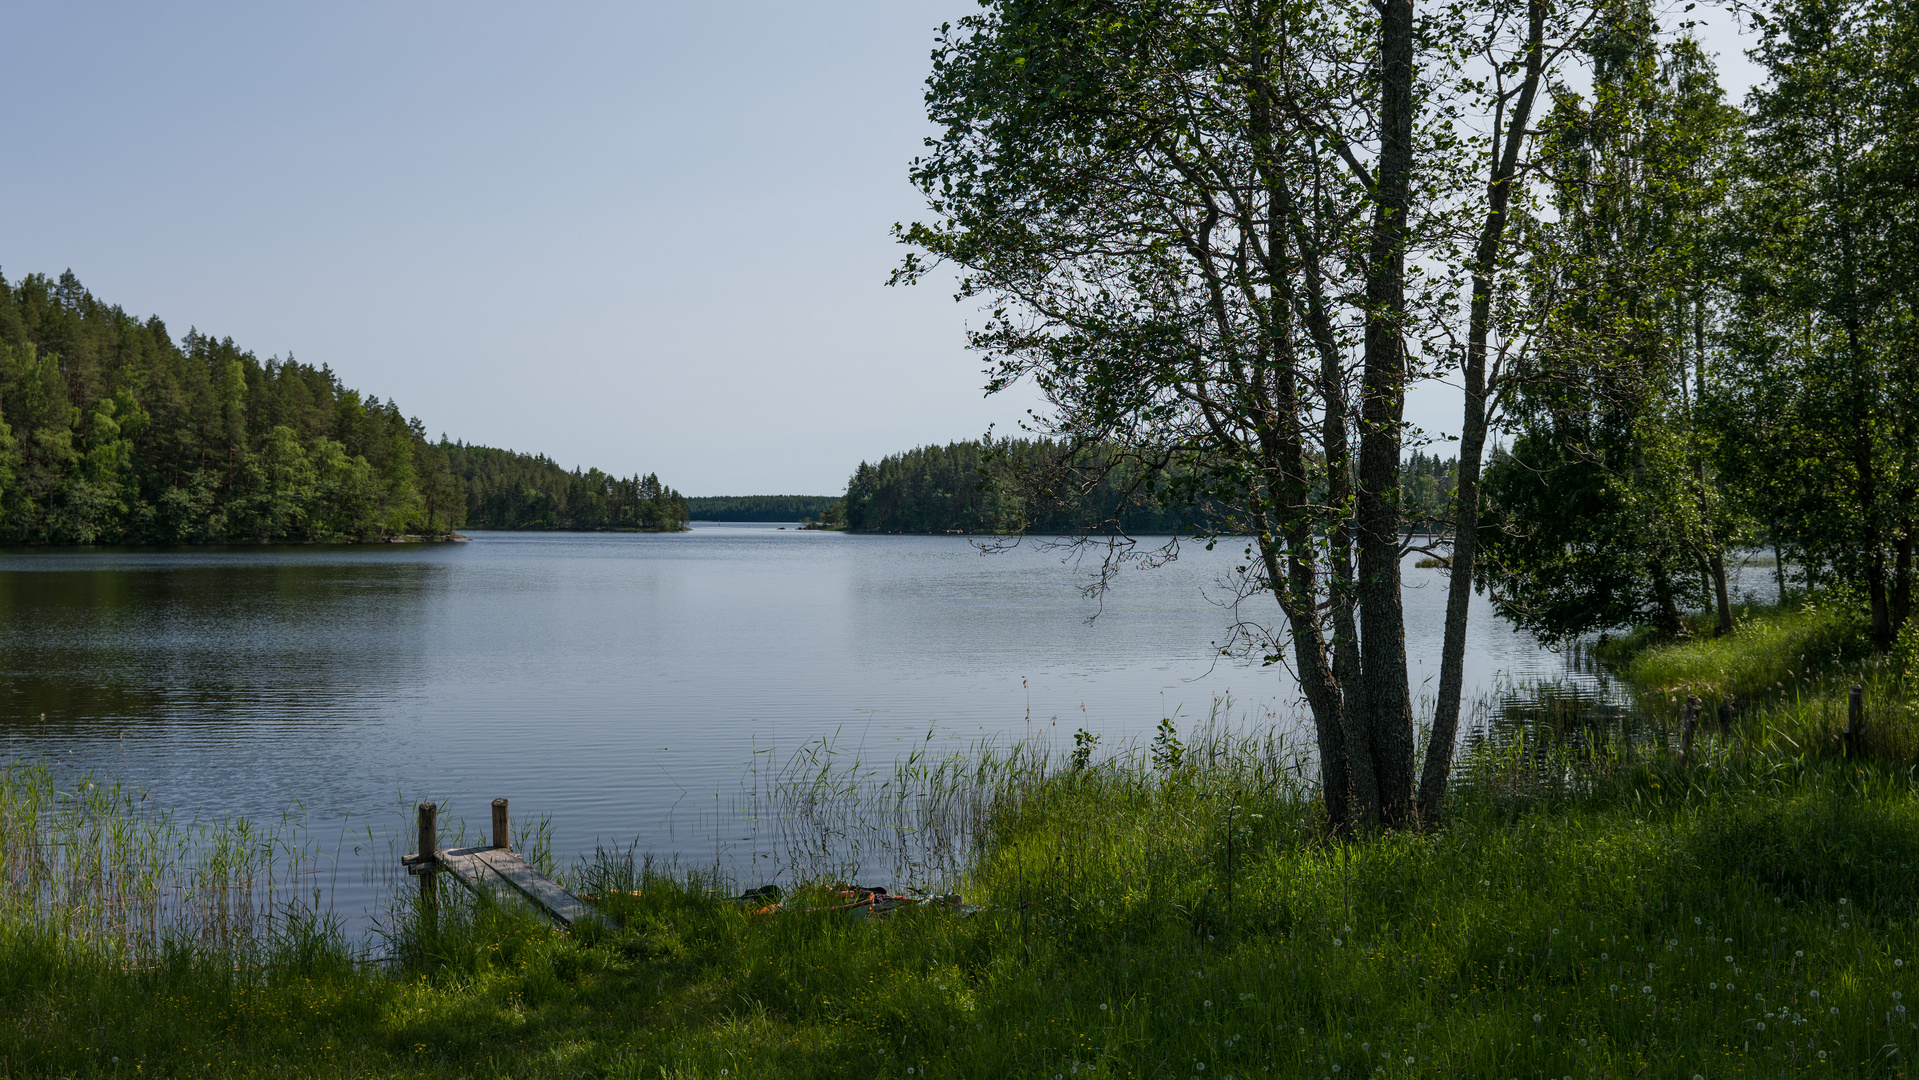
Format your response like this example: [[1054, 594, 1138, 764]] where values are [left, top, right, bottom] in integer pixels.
[[492, 798, 511, 851], [1679, 695, 1701, 768], [417, 801, 439, 914], [1845, 684, 1865, 757]]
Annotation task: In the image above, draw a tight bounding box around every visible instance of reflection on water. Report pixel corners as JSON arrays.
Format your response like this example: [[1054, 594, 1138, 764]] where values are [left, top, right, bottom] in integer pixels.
[[1, 525, 1586, 928]]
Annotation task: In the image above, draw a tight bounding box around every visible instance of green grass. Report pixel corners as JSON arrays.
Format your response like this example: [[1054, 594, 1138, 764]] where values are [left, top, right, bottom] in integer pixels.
[[7, 604, 1919, 1077]]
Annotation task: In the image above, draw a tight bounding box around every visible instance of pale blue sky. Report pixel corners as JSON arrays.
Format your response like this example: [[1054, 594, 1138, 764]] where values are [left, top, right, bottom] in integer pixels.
[[1, 3, 1762, 495]]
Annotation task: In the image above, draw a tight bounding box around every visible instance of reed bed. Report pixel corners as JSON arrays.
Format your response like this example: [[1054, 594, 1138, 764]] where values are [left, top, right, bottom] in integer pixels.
[[0, 759, 342, 962]]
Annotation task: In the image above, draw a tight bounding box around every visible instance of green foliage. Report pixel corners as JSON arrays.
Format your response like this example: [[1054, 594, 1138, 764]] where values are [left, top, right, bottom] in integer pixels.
[[1070, 728, 1099, 772], [0, 271, 459, 543], [1150, 717, 1185, 774], [1481, 12, 1743, 641], [843, 440, 1456, 537], [1712, 0, 1919, 649], [684, 495, 841, 522], [444, 443, 686, 532], [1399, 450, 1457, 532], [841, 438, 1213, 535]]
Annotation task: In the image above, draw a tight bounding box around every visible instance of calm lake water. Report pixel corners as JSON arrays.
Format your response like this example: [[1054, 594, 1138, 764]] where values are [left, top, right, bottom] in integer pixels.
[[1, 524, 1617, 920]]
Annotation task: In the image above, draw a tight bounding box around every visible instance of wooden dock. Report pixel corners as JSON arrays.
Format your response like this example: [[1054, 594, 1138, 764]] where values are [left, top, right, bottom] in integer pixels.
[[403, 799, 613, 929]]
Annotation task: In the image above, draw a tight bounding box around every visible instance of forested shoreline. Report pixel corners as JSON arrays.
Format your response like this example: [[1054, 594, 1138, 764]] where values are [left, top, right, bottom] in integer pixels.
[[684, 495, 839, 522], [834, 438, 1457, 535], [0, 272, 685, 543], [446, 443, 686, 532]]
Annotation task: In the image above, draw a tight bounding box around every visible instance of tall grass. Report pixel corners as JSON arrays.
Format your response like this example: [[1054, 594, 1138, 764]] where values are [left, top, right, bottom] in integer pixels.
[[0, 760, 340, 961]]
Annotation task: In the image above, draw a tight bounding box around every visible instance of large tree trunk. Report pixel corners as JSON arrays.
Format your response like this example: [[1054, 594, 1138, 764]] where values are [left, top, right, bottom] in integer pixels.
[[1417, 0, 1546, 826], [1709, 550, 1734, 636], [1358, 0, 1418, 827]]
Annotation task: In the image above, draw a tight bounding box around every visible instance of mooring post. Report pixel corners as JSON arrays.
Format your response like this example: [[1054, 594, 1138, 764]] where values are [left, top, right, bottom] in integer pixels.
[[1679, 695, 1701, 768], [1845, 684, 1865, 757], [417, 801, 439, 912], [492, 798, 511, 851]]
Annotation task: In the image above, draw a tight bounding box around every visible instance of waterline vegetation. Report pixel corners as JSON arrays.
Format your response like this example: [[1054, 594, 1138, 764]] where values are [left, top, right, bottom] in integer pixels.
[[5, 597, 1919, 1077]]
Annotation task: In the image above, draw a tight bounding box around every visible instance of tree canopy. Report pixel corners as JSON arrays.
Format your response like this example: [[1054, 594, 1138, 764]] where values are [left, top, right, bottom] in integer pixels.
[[0, 270, 684, 543]]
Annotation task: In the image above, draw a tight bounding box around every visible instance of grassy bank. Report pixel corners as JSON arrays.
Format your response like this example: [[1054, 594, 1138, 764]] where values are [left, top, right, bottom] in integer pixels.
[[7, 605, 1919, 1077]]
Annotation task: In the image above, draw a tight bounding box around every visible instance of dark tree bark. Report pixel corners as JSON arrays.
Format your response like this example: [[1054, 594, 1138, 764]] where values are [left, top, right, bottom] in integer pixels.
[[1358, 0, 1418, 826]]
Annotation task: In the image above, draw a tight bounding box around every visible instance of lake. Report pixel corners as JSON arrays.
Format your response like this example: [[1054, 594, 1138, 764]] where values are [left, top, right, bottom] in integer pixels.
[[0, 524, 1599, 920]]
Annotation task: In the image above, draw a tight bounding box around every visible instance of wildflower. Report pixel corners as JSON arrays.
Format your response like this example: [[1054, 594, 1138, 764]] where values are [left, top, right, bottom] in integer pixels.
[[1711, 983, 1718, 990], [1756, 1022, 1765, 1031], [1795, 951, 1804, 958], [1533, 1014, 1542, 1023], [1695, 917, 1702, 925], [1601, 953, 1609, 960], [1725, 956, 1733, 964], [1100, 1003, 1109, 1011], [1811, 990, 1820, 999], [1196, 1063, 1206, 1072], [1831, 1007, 1839, 1015], [1642, 986, 1652, 994], [1841, 898, 1850, 906], [1334, 939, 1343, 947], [1404, 1058, 1414, 1066]]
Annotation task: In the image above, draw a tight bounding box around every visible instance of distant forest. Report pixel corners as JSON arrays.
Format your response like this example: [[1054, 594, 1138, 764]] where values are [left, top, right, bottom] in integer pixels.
[[445, 444, 686, 532], [0, 271, 684, 543], [685, 495, 839, 522], [837, 439, 1459, 535]]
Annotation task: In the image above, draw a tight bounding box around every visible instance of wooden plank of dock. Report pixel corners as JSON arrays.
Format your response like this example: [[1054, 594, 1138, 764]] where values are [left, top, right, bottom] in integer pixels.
[[433, 844, 613, 928]]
